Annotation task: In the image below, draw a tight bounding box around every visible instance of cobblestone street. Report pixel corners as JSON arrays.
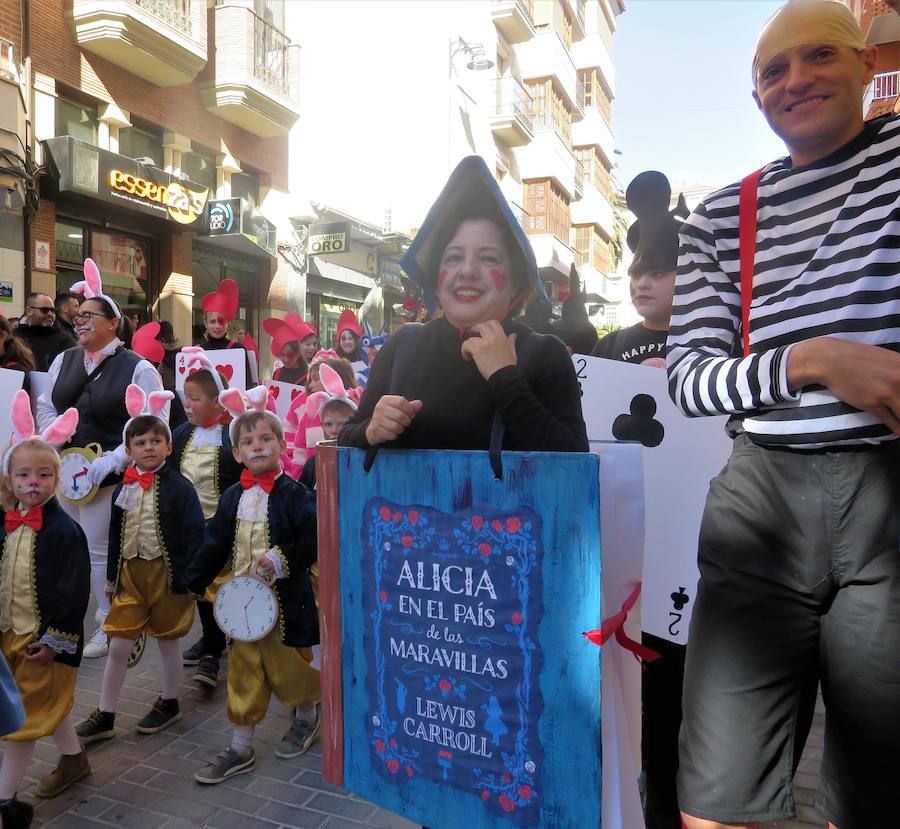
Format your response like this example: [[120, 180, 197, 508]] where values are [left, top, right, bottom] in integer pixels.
[[20, 615, 417, 829], [13, 615, 828, 829]]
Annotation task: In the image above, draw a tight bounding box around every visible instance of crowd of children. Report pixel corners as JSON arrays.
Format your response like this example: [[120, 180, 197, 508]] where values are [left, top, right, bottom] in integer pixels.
[[0, 327, 364, 828]]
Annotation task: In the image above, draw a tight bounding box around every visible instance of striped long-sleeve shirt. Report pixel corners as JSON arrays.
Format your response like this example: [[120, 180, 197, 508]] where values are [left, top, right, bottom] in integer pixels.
[[667, 114, 900, 449]]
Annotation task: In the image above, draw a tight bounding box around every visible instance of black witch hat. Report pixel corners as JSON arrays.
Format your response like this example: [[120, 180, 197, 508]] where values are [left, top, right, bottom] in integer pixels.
[[625, 171, 689, 276], [551, 262, 598, 355]]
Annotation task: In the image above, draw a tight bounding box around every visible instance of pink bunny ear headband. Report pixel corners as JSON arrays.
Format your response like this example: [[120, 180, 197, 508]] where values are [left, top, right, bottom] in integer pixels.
[[181, 346, 225, 393], [3, 390, 79, 474], [122, 384, 174, 442], [70, 258, 122, 320], [220, 385, 283, 445], [306, 363, 358, 420]]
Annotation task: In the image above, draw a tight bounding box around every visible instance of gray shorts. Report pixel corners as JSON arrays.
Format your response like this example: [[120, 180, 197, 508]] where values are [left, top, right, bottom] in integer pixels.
[[677, 435, 899, 829]]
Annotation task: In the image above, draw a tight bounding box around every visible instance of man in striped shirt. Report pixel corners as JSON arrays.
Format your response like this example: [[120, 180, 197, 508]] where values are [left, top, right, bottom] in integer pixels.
[[669, 3, 899, 829]]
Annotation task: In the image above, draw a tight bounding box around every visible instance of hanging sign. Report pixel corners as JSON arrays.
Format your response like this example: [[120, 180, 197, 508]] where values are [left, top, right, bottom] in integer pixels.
[[308, 222, 350, 254]]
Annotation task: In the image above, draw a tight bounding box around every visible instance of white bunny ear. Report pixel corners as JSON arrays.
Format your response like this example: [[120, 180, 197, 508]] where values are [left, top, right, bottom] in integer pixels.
[[83, 258, 102, 297], [245, 385, 269, 412], [147, 391, 174, 416], [305, 391, 329, 420], [10, 390, 35, 441], [125, 384, 147, 418], [218, 388, 247, 420]]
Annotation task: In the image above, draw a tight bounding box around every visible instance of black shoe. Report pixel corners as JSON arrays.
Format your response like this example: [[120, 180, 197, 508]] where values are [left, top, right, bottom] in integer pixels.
[[192, 654, 220, 688], [136, 697, 181, 734], [182, 638, 206, 666], [76, 709, 116, 745], [194, 747, 256, 785], [0, 797, 33, 828]]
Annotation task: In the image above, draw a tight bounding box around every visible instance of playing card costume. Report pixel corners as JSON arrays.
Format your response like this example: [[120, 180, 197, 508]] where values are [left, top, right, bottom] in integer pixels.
[[669, 4, 900, 827]]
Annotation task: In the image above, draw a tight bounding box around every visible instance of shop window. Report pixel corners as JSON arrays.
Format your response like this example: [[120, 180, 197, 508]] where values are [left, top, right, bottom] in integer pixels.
[[55, 221, 84, 264], [181, 150, 216, 191], [55, 98, 98, 144], [191, 250, 256, 343], [90, 231, 149, 318], [231, 171, 259, 206], [119, 126, 164, 167]]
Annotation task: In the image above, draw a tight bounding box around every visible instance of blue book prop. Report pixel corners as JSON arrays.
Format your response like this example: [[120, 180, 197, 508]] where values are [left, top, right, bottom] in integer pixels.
[[318, 447, 602, 829]]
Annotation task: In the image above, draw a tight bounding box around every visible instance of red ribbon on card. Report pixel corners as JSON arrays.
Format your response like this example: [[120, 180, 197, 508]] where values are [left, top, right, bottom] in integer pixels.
[[583, 582, 661, 663]]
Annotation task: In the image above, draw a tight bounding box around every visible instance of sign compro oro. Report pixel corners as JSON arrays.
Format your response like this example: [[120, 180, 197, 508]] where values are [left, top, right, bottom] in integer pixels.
[[308, 221, 350, 254]]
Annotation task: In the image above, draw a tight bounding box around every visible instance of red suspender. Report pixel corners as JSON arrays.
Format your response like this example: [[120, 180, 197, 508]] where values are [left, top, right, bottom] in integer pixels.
[[738, 168, 764, 358]]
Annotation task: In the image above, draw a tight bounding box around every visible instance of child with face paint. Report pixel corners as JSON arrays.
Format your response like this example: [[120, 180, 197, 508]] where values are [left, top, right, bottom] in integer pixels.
[[183, 387, 321, 785], [0, 393, 90, 825]]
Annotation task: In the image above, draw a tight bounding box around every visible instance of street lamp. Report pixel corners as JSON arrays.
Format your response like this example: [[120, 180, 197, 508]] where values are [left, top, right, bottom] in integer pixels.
[[448, 36, 495, 170]]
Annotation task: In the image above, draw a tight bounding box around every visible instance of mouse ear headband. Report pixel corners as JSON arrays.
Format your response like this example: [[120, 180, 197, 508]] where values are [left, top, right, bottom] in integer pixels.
[[181, 346, 226, 393], [122, 384, 174, 443], [70, 258, 122, 319], [306, 363, 358, 420], [220, 385, 282, 445], [3, 390, 79, 474]]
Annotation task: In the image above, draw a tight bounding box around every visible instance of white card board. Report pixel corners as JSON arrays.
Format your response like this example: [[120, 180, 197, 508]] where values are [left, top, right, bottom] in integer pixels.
[[175, 348, 247, 393], [247, 350, 259, 385], [29, 371, 50, 418], [575, 355, 732, 645], [264, 380, 304, 422], [0, 368, 26, 447]]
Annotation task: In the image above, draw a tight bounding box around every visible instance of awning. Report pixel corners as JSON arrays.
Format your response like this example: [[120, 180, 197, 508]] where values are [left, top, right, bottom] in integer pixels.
[[307, 257, 374, 304]]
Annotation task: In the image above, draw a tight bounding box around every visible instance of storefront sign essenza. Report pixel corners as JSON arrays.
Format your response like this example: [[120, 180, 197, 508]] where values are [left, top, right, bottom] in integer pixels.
[[109, 170, 208, 225]]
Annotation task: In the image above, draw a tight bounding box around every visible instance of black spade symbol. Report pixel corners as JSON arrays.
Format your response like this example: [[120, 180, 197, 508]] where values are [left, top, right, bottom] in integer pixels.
[[671, 587, 690, 611], [612, 394, 665, 448]]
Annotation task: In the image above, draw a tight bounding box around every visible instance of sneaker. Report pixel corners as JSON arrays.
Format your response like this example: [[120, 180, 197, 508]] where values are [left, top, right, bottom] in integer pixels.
[[0, 797, 33, 828], [34, 750, 90, 798], [82, 627, 108, 658], [182, 637, 206, 666], [76, 709, 115, 745], [275, 703, 321, 759], [194, 747, 255, 785], [136, 697, 181, 734], [192, 654, 219, 688]]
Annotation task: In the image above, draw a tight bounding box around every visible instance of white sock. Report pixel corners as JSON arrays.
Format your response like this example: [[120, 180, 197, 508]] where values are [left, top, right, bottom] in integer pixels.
[[230, 725, 255, 757], [51, 715, 82, 756], [89, 570, 110, 620], [296, 706, 316, 725], [157, 638, 182, 701], [0, 740, 35, 799], [98, 636, 132, 713]]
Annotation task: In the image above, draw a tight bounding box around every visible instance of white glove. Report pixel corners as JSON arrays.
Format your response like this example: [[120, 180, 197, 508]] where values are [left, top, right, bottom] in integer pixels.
[[87, 453, 121, 486]]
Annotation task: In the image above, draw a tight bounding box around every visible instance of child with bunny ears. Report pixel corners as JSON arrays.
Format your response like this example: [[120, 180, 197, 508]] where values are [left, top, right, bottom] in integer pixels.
[[172, 347, 243, 689], [298, 362, 359, 492], [0, 392, 91, 824], [76, 385, 205, 746], [184, 386, 320, 785]]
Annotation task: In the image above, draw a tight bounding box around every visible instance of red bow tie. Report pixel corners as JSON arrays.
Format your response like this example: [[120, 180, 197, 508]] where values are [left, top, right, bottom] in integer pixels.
[[123, 467, 155, 490], [5, 507, 43, 533], [240, 469, 277, 494]]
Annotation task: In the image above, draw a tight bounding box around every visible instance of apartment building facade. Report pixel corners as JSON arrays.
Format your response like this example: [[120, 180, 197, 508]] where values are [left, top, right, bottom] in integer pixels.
[[490, 0, 624, 312], [0, 0, 300, 364], [848, 0, 900, 118]]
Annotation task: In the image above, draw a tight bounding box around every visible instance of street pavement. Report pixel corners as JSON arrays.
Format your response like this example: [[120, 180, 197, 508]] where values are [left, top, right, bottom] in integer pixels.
[[17, 612, 826, 829]]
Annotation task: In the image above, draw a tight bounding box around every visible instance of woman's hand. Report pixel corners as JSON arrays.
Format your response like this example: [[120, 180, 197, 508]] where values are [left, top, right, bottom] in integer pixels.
[[365, 395, 423, 446], [460, 321, 518, 381]]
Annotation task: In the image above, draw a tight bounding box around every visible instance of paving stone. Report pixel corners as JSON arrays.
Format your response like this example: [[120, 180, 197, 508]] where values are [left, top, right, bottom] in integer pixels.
[[256, 801, 329, 828], [97, 805, 172, 829], [305, 793, 377, 823], [206, 809, 285, 829]]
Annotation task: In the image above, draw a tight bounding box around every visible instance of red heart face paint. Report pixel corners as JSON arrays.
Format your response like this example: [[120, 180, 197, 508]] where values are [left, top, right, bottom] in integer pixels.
[[437, 269, 449, 292], [488, 269, 510, 291]]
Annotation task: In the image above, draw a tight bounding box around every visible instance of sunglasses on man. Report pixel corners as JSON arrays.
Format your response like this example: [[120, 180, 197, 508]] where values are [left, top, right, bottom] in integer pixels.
[[27, 305, 56, 315]]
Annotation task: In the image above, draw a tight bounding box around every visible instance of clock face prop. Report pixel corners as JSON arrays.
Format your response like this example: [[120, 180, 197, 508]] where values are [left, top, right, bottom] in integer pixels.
[[214, 576, 279, 643], [59, 444, 102, 505]]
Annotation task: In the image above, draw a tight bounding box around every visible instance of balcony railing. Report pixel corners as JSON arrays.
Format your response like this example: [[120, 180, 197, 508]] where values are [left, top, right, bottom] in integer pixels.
[[492, 77, 534, 132], [575, 157, 585, 197], [253, 12, 291, 96], [130, 0, 191, 34], [872, 71, 900, 101], [576, 0, 585, 30]]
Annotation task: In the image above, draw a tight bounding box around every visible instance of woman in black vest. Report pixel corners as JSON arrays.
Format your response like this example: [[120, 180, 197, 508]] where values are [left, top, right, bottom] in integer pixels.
[[37, 259, 167, 659]]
